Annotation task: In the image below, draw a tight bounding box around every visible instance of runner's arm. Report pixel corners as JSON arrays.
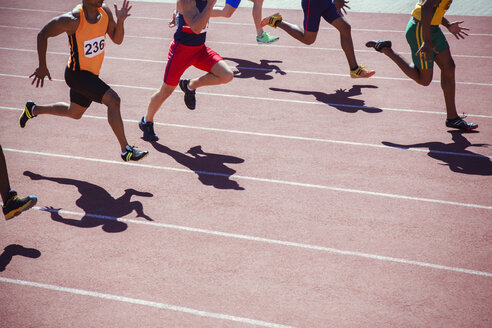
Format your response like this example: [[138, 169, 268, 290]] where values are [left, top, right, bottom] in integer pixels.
[[36, 13, 78, 69], [105, 0, 132, 44], [30, 13, 78, 87], [441, 17, 469, 40], [178, 0, 216, 33], [416, 0, 440, 57]]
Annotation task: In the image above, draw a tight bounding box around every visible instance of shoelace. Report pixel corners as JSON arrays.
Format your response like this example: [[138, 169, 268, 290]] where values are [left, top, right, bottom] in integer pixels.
[[352, 65, 368, 74]]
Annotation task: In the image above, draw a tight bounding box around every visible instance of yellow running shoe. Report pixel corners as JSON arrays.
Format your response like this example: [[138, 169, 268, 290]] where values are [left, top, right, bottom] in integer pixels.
[[350, 65, 376, 78], [261, 13, 282, 28], [2, 190, 37, 220]]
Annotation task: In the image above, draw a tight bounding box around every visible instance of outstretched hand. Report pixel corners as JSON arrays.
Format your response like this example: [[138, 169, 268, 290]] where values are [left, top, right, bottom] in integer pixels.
[[114, 0, 132, 22], [447, 21, 469, 40], [333, 0, 350, 15], [169, 10, 177, 28], [29, 66, 51, 88], [416, 40, 438, 61]]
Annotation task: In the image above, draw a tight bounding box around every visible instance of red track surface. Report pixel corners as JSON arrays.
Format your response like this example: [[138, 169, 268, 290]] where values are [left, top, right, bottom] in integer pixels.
[[1, 1, 491, 327]]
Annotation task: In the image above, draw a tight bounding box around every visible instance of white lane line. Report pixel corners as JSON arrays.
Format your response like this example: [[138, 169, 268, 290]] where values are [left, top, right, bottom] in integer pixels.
[[4, 147, 492, 210], [2, 46, 492, 79], [0, 7, 491, 37], [1, 74, 492, 117], [0, 277, 293, 328], [3, 46, 492, 85], [23, 206, 492, 277], [2, 106, 490, 159], [1, 24, 491, 60]]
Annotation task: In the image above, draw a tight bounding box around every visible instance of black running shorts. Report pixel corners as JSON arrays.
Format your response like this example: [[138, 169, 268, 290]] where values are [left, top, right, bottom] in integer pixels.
[[64, 66, 110, 108]]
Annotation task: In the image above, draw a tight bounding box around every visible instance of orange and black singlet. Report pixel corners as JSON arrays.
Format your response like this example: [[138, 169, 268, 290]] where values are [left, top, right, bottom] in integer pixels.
[[67, 5, 108, 75]]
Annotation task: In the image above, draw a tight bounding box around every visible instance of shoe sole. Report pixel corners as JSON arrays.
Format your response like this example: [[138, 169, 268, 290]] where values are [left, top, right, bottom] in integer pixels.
[[351, 71, 376, 79], [257, 38, 279, 44], [132, 152, 149, 161], [5, 197, 37, 220]]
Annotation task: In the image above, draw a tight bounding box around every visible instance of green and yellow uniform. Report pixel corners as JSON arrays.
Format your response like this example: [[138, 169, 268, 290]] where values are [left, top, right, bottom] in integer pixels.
[[406, 0, 452, 69]]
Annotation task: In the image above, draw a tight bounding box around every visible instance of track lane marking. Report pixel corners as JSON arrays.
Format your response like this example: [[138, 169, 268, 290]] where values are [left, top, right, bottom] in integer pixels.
[[0, 277, 293, 327], [0, 6, 491, 37], [2, 105, 491, 158], [4, 147, 492, 210], [1, 25, 491, 60], [1, 74, 492, 115], [11, 206, 492, 277]]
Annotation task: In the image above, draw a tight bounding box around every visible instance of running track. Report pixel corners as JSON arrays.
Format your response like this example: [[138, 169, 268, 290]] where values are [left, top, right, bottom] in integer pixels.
[[0, 1, 491, 327]]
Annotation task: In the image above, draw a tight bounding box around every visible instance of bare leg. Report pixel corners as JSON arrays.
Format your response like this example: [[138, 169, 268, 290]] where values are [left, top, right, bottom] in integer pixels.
[[251, 0, 265, 37], [276, 20, 317, 45], [434, 48, 458, 119], [331, 17, 357, 70], [381, 47, 433, 86], [101, 88, 128, 153], [145, 82, 176, 122], [211, 4, 236, 18], [0, 145, 10, 203], [188, 61, 234, 90], [32, 102, 88, 119]]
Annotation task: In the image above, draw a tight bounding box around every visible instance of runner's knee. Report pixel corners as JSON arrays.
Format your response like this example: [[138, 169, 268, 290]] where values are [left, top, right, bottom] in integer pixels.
[[418, 77, 433, 86], [102, 89, 121, 108], [220, 68, 234, 84]]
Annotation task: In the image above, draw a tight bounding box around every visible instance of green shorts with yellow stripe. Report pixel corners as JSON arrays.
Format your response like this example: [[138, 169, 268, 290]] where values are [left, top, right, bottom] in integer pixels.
[[405, 18, 449, 70]]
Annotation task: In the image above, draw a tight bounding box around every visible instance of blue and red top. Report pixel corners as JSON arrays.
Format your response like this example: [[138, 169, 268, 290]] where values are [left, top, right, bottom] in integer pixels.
[[174, 0, 209, 46]]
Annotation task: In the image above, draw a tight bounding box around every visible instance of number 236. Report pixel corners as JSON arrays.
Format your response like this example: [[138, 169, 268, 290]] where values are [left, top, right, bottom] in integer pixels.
[[85, 39, 105, 56]]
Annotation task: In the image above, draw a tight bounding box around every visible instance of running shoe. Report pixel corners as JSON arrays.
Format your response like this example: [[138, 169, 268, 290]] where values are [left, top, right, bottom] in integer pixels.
[[261, 13, 282, 28], [20, 101, 36, 128], [139, 117, 159, 141], [179, 78, 196, 110], [121, 145, 149, 162], [446, 116, 478, 130], [350, 65, 376, 78], [2, 190, 37, 220], [256, 31, 279, 44], [365, 40, 392, 53]]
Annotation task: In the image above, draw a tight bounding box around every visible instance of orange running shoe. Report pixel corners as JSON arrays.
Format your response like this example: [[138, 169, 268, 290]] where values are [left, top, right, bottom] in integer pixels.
[[261, 13, 282, 28]]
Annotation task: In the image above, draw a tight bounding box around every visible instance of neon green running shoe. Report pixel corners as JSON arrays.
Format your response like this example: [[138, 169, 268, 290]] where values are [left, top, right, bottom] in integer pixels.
[[256, 31, 279, 44]]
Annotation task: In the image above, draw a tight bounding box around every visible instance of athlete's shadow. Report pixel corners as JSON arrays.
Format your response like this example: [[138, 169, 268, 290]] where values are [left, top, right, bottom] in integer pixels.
[[23, 171, 154, 232], [270, 85, 382, 113], [151, 142, 245, 190], [223, 57, 286, 80], [382, 130, 491, 175], [0, 244, 41, 272]]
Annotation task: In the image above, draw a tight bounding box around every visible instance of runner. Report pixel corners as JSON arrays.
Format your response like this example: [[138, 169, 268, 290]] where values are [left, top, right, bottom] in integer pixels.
[[22, 0, 149, 161], [139, 0, 233, 141], [0, 145, 37, 220], [366, 0, 478, 130], [262, 0, 375, 78]]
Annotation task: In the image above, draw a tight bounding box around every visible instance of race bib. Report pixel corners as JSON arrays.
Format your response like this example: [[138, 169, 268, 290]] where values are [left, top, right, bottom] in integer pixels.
[[84, 36, 105, 58]]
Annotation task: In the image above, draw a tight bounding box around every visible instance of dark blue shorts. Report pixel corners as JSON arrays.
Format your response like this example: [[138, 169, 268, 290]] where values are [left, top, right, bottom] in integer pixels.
[[302, 0, 341, 32], [226, 0, 242, 8]]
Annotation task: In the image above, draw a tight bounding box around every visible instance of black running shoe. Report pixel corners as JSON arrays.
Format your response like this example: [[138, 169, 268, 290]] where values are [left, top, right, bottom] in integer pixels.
[[20, 101, 36, 128], [365, 40, 392, 52], [446, 116, 478, 130], [139, 117, 159, 141], [121, 145, 149, 162], [179, 78, 196, 110], [2, 190, 37, 220]]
